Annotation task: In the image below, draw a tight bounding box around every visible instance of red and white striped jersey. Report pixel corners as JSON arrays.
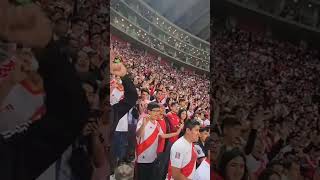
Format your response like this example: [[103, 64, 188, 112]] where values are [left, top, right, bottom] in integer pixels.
[[0, 80, 45, 138]]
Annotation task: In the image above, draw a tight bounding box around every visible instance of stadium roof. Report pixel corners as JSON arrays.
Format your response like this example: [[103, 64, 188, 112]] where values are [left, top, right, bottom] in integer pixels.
[[142, 0, 210, 42]]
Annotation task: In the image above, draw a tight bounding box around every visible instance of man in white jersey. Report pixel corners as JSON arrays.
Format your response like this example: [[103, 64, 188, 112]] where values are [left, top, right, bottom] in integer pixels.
[[0, 48, 45, 138], [193, 133, 214, 180], [136, 102, 183, 180], [170, 119, 201, 180]]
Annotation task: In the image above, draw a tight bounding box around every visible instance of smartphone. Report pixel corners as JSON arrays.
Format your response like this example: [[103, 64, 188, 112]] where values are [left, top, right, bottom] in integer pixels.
[[113, 56, 122, 64]]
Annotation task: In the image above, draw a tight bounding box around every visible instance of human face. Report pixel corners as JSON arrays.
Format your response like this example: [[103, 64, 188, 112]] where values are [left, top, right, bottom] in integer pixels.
[[200, 130, 209, 143], [210, 133, 222, 160], [225, 156, 245, 180], [141, 91, 148, 100], [186, 125, 200, 142], [157, 90, 164, 99], [171, 104, 178, 113], [180, 111, 187, 121], [180, 100, 186, 108], [82, 83, 95, 107], [225, 125, 242, 145], [149, 108, 160, 121]]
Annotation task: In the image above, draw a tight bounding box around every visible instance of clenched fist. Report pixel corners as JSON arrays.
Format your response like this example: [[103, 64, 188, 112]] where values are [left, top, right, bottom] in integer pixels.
[[0, 0, 52, 48]]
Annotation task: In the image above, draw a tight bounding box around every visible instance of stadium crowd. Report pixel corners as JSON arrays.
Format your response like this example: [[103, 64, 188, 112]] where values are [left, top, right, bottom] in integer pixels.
[[1, 0, 212, 179], [110, 35, 211, 180], [211, 28, 320, 180], [1, 0, 111, 180]]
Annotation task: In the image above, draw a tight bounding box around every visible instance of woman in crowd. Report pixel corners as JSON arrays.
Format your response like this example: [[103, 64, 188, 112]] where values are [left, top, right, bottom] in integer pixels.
[[218, 148, 249, 180]]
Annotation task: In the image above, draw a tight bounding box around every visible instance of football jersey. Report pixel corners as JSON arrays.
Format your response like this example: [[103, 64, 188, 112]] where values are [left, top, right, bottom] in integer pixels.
[[193, 158, 210, 180], [167, 112, 180, 143], [170, 137, 197, 179], [136, 119, 163, 163], [0, 80, 45, 138]]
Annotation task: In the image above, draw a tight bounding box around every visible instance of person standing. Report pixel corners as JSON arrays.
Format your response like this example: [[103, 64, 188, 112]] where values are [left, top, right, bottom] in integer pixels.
[[169, 120, 201, 180], [135, 102, 183, 180], [167, 102, 180, 143]]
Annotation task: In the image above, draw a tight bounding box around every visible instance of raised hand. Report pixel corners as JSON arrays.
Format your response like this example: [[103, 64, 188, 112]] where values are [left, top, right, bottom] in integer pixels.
[[176, 123, 184, 134], [111, 62, 127, 77], [0, 1, 52, 48]]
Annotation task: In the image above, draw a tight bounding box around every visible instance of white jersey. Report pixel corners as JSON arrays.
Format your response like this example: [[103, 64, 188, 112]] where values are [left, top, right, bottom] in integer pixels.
[[170, 137, 196, 179], [193, 159, 210, 180], [203, 119, 210, 127], [110, 88, 124, 105], [0, 81, 45, 138], [136, 120, 163, 163], [115, 112, 128, 132]]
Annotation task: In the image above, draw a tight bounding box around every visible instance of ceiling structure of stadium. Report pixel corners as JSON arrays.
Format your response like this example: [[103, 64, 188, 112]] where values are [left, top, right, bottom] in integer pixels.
[[142, 0, 210, 42]]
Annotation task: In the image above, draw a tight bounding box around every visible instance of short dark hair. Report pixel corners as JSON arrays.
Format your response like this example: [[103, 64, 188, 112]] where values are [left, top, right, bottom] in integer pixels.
[[184, 119, 201, 132], [218, 148, 248, 180], [170, 102, 178, 107], [141, 88, 149, 95], [178, 109, 187, 120], [147, 102, 160, 111], [199, 127, 210, 133]]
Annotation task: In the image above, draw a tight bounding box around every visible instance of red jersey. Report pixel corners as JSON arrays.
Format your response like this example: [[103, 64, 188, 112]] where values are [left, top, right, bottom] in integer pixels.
[[157, 118, 167, 153], [167, 112, 180, 143]]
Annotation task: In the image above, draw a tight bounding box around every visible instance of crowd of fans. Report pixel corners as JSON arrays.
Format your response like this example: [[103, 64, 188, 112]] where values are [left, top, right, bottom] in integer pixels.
[[211, 28, 320, 180], [111, 0, 210, 65], [1, 0, 110, 179], [1, 0, 212, 179], [110, 35, 211, 179]]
